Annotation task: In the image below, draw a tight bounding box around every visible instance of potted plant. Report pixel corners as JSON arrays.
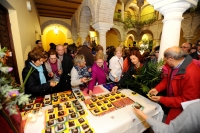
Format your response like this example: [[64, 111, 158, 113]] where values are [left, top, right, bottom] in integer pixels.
[[0, 47, 30, 133]]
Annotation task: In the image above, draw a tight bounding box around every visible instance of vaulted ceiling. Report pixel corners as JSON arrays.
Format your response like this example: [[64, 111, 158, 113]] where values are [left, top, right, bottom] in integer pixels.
[[34, 0, 83, 19]]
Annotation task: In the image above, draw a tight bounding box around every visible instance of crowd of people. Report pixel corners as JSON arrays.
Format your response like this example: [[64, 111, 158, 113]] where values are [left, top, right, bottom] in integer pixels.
[[22, 39, 200, 132]]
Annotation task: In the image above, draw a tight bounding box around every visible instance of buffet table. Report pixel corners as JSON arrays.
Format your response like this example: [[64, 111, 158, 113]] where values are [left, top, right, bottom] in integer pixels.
[[24, 86, 164, 133]]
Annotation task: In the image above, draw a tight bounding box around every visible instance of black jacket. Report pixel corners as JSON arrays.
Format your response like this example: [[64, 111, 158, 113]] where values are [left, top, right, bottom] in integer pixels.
[[22, 60, 52, 97], [190, 52, 199, 60], [58, 53, 73, 91]]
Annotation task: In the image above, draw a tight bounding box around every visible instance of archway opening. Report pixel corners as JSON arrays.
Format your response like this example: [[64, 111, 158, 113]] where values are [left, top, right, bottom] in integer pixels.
[[139, 33, 153, 53], [78, 6, 92, 45], [141, 5, 155, 21], [42, 24, 73, 51], [106, 29, 119, 47]]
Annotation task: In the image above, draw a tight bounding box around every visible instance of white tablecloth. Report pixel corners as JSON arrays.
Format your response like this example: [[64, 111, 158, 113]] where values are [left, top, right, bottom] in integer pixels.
[[24, 87, 164, 133]]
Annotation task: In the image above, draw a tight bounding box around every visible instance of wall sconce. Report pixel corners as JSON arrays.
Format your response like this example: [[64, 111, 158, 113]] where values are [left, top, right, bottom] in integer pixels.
[[26, 1, 32, 12], [54, 27, 58, 35]]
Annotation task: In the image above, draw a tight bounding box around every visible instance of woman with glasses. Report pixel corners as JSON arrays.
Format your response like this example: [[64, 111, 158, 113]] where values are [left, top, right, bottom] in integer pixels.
[[22, 49, 57, 97], [88, 52, 109, 96], [45, 49, 62, 82]]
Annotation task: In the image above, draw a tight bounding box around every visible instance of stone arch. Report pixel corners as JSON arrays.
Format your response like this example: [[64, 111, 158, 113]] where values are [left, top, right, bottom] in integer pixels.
[[71, 15, 78, 42], [141, 3, 152, 11], [194, 25, 200, 36], [41, 20, 71, 35], [95, 0, 117, 23], [79, 6, 92, 33], [125, 3, 139, 12], [126, 29, 138, 39], [140, 29, 154, 40], [110, 26, 123, 41]]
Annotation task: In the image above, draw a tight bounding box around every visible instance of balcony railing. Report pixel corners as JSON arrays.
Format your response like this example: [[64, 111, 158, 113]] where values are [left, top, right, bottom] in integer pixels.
[[114, 12, 156, 22], [141, 12, 155, 22]]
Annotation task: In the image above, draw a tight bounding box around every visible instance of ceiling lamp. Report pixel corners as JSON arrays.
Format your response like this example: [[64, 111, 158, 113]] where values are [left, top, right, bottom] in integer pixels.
[[54, 27, 58, 35]]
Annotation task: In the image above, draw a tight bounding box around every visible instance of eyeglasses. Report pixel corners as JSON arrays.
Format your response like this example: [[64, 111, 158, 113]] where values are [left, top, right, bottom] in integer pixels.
[[49, 58, 57, 60], [180, 46, 189, 48], [96, 62, 104, 64]]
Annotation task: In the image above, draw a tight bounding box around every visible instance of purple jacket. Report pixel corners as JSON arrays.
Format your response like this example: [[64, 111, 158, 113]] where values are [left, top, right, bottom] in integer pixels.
[[88, 61, 108, 91]]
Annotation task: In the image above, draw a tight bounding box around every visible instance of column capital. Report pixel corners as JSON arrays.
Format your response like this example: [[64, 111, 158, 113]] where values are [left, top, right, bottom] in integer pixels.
[[147, 0, 198, 21], [92, 22, 113, 34], [147, 0, 198, 11]]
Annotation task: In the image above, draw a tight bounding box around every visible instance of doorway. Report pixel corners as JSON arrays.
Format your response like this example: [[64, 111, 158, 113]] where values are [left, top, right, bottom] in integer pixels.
[[0, 4, 20, 83]]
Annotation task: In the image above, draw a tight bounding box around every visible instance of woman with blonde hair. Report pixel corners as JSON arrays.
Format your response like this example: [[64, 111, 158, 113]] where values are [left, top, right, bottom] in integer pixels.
[[88, 52, 109, 96], [109, 47, 123, 82]]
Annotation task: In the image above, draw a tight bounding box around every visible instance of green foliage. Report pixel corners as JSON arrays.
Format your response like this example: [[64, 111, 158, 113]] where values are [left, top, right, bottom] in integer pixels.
[[124, 60, 164, 95], [123, 14, 157, 29], [113, 12, 123, 22], [0, 47, 30, 115]]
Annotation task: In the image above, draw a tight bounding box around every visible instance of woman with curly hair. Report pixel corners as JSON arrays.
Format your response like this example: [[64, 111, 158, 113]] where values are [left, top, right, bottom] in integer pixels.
[[112, 50, 146, 92]]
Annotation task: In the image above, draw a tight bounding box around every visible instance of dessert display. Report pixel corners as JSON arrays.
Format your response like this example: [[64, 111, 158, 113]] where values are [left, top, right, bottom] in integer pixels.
[[49, 114, 56, 119], [82, 123, 89, 130], [132, 102, 144, 111], [43, 127, 54, 133], [47, 119, 56, 127], [78, 110, 86, 116], [84, 91, 134, 116], [84, 128, 94, 133], [75, 105, 83, 111], [69, 127, 81, 133], [77, 117, 85, 124], [55, 123, 66, 132], [68, 108, 75, 114], [57, 117, 66, 123], [58, 111, 65, 117], [47, 109, 55, 114], [132, 91, 137, 95], [68, 120, 76, 128]]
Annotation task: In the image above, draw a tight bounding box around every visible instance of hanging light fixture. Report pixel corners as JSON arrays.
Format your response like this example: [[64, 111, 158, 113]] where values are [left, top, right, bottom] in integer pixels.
[[54, 27, 58, 35]]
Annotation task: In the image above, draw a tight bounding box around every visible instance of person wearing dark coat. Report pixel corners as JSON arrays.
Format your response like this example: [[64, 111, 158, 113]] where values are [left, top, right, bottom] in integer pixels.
[[77, 41, 94, 67], [58, 44, 77, 92], [190, 39, 200, 60], [22, 49, 57, 97]]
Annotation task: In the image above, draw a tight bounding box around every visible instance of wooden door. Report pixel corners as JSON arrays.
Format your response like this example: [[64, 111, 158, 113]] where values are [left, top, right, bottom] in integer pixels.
[[0, 4, 20, 83]]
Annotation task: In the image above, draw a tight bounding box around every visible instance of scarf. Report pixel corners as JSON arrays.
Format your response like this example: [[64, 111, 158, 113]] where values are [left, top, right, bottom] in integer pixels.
[[74, 66, 91, 78], [30, 62, 47, 84]]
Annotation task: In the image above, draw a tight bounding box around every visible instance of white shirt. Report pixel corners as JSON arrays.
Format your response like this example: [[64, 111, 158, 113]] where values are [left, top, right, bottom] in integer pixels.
[[109, 55, 123, 82]]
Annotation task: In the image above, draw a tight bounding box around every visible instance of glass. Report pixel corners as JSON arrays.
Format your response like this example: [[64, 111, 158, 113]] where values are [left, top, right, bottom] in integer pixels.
[[96, 62, 104, 64], [180, 46, 189, 48], [49, 58, 57, 60]]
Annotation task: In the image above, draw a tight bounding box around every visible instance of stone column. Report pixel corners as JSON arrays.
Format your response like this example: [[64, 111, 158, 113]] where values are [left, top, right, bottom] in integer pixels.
[[78, 32, 88, 45], [72, 35, 78, 44], [121, 1, 124, 21], [158, 12, 162, 20], [147, 0, 198, 60], [92, 22, 113, 54]]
